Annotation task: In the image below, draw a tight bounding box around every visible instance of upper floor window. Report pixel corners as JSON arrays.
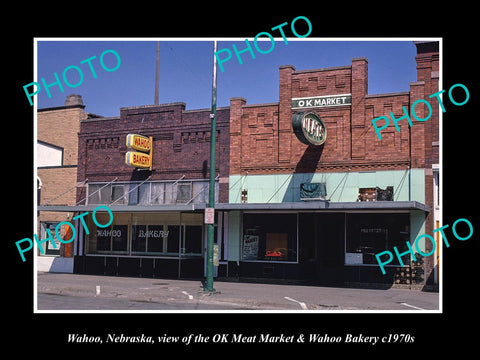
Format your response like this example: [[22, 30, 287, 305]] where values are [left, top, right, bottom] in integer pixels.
[[86, 180, 218, 206]]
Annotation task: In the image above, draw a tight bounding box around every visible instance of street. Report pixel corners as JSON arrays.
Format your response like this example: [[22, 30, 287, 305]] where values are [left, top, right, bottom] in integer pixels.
[[36, 272, 439, 312]]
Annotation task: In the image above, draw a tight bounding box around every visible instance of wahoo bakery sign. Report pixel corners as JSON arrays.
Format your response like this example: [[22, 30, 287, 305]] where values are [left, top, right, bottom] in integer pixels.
[[292, 93, 351, 109]]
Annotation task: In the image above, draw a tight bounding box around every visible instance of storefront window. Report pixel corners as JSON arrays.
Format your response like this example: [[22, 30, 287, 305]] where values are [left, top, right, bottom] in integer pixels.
[[132, 225, 147, 252], [86, 212, 203, 257], [184, 226, 202, 254], [147, 225, 165, 253], [91, 212, 129, 254], [345, 213, 410, 266], [166, 225, 181, 253], [112, 225, 128, 251], [242, 213, 297, 262]]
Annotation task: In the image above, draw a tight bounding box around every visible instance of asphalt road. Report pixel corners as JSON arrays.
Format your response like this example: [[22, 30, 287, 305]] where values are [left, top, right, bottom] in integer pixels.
[[36, 272, 439, 312]]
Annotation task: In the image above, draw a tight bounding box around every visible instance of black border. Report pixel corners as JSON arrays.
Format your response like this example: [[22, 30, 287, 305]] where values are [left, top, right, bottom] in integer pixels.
[[7, 6, 478, 354]]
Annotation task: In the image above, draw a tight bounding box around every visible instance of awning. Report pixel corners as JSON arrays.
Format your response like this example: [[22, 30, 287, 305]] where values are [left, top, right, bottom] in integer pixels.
[[37, 200, 429, 213], [215, 200, 429, 212]]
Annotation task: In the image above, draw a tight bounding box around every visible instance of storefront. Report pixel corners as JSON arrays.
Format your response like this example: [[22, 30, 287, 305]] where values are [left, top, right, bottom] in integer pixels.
[[62, 208, 196, 278], [61, 101, 231, 278], [38, 41, 439, 289], [210, 201, 428, 287], [224, 41, 439, 288]]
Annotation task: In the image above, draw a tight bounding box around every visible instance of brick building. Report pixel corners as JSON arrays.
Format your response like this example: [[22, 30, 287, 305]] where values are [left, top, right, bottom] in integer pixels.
[[71, 102, 230, 278], [39, 41, 439, 289], [225, 41, 439, 288], [37, 94, 88, 272]]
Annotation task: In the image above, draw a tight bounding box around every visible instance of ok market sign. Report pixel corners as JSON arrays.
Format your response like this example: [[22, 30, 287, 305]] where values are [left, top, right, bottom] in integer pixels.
[[292, 94, 352, 109]]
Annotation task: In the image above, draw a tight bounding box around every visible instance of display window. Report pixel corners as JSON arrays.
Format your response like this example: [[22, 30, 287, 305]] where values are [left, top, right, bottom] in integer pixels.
[[88, 212, 130, 254], [184, 226, 203, 254], [85, 212, 203, 257], [345, 213, 410, 266], [242, 213, 298, 262]]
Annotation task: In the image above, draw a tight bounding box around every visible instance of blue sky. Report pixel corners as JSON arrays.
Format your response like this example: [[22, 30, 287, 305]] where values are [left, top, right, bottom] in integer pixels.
[[36, 39, 419, 117]]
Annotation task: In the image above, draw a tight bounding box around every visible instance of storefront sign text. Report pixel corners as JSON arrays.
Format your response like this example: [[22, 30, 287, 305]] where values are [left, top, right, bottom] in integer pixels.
[[125, 133, 153, 170], [292, 111, 327, 146], [97, 229, 123, 237], [292, 94, 351, 109], [23, 49, 121, 106], [375, 217, 474, 274], [214, 16, 312, 72], [137, 229, 169, 238], [372, 83, 470, 140], [126, 134, 151, 152], [125, 151, 152, 169], [15, 205, 114, 262]]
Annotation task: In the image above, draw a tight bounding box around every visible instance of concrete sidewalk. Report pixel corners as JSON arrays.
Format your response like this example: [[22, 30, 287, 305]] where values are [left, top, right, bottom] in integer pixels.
[[36, 272, 440, 312]]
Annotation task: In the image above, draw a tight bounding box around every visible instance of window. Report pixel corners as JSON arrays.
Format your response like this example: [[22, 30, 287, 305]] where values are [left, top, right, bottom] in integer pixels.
[[147, 225, 165, 253], [85, 211, 205, 257], [37, 141, 63, 167], [357, 186, 393, 202], [86, 213, 130, 254], [166, 225, 181, 253], [40, 222, 61, 255], [86, 180, 215, 205], [184, 226, 202, 255], [151, 183, 165, 204], [131, 224, 178, 255], [132, 225, 147, 252], [112, 225, 128, 251], [345, 213, 410, 266], [242, 213, 297, 262], [87, 184, 109, 204], [111, 185, 126, 204], [96, 225, 128, 252], [138, 183, 151, 205], [176, 183, 191, 203], [87, 184, 126, 205]]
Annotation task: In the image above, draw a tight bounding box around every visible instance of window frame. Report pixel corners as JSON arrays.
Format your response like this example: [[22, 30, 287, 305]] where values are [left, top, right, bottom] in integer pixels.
[[241, 211, 299, 264], [344, 212, 411, 267]]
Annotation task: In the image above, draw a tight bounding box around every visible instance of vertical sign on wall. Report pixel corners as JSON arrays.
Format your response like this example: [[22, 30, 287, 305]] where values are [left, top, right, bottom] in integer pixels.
[[125, 134, 153, 170]]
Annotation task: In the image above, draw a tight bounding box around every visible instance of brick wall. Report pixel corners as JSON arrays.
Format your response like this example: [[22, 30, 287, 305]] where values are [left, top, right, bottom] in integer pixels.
[[37, 103, 85, 256], [414, 42, 440, 285], [76, 102, 230, 203], [228, 42, 440, 288], [230, 58, 415, 176]]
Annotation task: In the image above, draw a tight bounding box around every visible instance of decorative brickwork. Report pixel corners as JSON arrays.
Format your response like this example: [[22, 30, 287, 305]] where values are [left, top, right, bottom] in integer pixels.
[[76, 103, 230, 203]]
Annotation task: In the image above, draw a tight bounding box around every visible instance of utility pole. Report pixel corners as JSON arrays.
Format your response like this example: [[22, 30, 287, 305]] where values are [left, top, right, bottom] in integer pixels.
[[154, 41, 159, 105], [204, 41, 218, 292]]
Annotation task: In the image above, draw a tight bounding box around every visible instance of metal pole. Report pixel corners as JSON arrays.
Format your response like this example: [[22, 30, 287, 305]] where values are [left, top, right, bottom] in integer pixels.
[[154, 41, 159, 105], [204, 41, 218, 292]]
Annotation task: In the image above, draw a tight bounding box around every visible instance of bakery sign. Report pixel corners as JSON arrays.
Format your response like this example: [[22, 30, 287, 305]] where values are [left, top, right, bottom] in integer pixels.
[[125, 133, 153, 170], [291, 93, 351, 109], [292, 111, 327, 146]]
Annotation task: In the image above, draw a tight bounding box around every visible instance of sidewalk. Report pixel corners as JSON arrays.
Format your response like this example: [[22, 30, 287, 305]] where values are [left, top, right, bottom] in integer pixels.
[[36, 272, 440, 312]]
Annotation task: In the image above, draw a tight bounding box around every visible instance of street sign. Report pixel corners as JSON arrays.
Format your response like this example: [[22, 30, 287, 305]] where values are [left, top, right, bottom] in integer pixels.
[[213, 244, 219, 267], [126, 134, 151, 152], [204, 207, 215, 224], [125, 151, 151, 169]]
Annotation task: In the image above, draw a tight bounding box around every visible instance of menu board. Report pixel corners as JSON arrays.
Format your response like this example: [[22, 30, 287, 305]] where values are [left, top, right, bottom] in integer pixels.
[[242, 235, 259, 260]]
